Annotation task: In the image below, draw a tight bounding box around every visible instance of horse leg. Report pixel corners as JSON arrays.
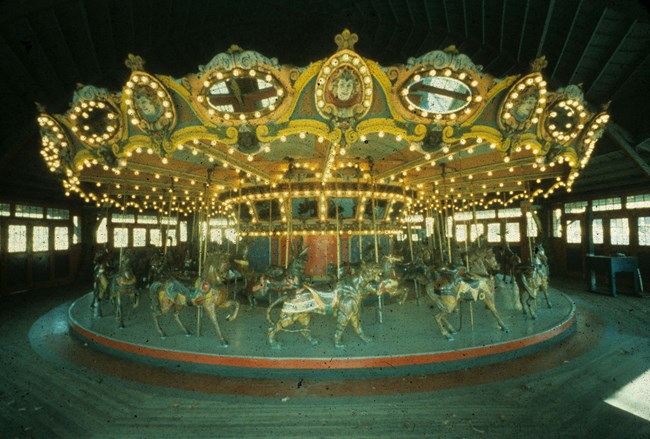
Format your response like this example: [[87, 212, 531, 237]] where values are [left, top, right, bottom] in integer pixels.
[[334, 313, 351, 349], [297, 313, 318, 346], [115, 291, 124, 329], [350, 311, 371, 344], [483, 294, 509, 331], [173, 305, 191, 336], [268, 313, 296, 348], [220, 300, 240, 321], [541, 280, 552, 308], [204, 303, 228, 347], [434, 312, 454, 340]]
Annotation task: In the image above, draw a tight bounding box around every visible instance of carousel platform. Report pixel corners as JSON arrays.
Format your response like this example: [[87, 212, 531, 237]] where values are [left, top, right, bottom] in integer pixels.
[[67, 283, 576, 379]]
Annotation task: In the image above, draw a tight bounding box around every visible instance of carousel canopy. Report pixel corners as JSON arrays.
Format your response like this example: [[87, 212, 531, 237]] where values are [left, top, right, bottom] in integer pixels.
[[36, 29, 609, 235]]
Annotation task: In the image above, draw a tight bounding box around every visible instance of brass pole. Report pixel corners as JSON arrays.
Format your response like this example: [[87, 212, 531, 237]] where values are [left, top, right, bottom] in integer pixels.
[[334, 186, 341, 278], [403, 186, 415, 262], [285, 182, 292, 268], [268, 199, 273, 266]]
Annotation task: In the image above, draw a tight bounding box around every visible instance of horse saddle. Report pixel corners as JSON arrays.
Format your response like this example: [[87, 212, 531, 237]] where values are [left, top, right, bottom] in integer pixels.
[[116, 272, 137, 287], [460, 274, 481, 289], [264, 265, 286, 281]]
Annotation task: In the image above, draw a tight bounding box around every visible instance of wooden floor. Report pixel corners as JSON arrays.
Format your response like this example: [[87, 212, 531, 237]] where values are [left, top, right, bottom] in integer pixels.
[[1, 278, 649, 438]]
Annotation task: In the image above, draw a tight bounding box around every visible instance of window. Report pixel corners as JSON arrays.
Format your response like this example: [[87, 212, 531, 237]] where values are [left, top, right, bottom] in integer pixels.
[[487, 223, 501, 242], [180, 221, 188, 242], [592, 219, 604, 244], [455, 224, 467, 242], [446, 216, 453, 238], [210, 228, 222, 244], [565, 201, 587, 214], [498, 208, 521, 218], [150, 229, 162, 247], [553, 208, 562, 238], [33, 226, 49, 252], [137, 215, 158, 224], [0, 203, 11, 216], [54, 227, 69, 250], [592, 197, 621, 212], [112, 213, 135, 223], [526, 215, 538, 238], [639, 217, 650, 246], [73, 216, 81, 244], [160, 217, 178, 226], [96, 218, 108, 244], [505, 222, 520, 242], [8, 225, 27, 252], [15, 204, 43, 218], [113, 227, 129, 248], [225, 228, 237, 243], [566, 220, 581, 244], [166, 229, 177, 247], [626, 194, 650, 209], [133, 228, 147, 247], [475, 209, 496, 219], [425, 217, 434, 237], [610, 218, 629, 245], [453, 211, 473, 221], [47, 208, 69, 220], [470, 223, 484, 242]]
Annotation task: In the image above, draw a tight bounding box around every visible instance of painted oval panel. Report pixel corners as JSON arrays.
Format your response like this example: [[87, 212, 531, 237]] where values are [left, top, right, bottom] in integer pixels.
[[404, 76, 472, 114], [205, 75, 283, 114]]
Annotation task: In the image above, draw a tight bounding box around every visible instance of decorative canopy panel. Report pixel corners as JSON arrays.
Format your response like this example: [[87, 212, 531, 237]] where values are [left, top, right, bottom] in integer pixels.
[[37, 30, 609, 235]]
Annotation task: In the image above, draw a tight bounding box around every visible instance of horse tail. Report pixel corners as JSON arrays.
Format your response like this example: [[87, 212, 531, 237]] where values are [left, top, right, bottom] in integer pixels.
[[266, 296, 285, 326], [517, 270, 536, 299]]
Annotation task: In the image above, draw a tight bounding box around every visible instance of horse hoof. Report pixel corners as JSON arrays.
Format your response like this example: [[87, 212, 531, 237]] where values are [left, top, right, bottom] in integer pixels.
[[335, 343, 345, 349], [270, 342, 281, 350], [361, 336, 371, 344], [501, 326, 509, 333], [445, 335, 455, 341], [309, 339, 319, 346], [220, 341, 229, 348]]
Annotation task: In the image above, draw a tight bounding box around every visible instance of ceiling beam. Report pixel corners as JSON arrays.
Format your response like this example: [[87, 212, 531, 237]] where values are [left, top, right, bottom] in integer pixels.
[[536, 0, 556, 57], [586, 20, 636, 97], [569, 8, 608, 84], [606, 123, 650, 178], [551, 0, 584, 79]]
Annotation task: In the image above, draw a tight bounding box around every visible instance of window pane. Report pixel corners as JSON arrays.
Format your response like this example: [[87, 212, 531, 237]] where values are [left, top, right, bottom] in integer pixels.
[[526, 215, 538, 238], [475, 210, 496, 219], [166, 229, 177, 247], [8, 225, 27, 252], [487, 223, 501, 242], [566, 220, 581, 244], [160, 217, 178, 226], [564, 201, 587, 214], [505, 223, 520, 242], [73, 216, 81, 244], [639, 217, 650, 246], [112, 213, 135, 223], [15, 204, 43, 218], [54, 227, 69, 250], [446, 216, 453, 238], [453, 211, 473, 221], [150, 229, 162, 247], [626, 194, 650, 209], [592, 219, 604, 244], [96, 217, 108, 244], [553, 208, 562, 237], [498, 208, 522, 218], [210, 228, 222, 244], [455, 224, 467, 242], [0, 203, 11, 216], [33, 226, 49, 252], [610, 218, 629, 245], [133, 228, 147, 247], [180, 221, 188, 242], [47, 208, 69, 220], [593, 197, 621, 211], [113, 227, 128, 248], [470, 223, 484, 242], [137, 215, 158, 224]]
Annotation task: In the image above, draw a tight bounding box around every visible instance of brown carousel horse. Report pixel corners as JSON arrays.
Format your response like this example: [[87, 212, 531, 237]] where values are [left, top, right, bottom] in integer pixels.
[[91, 249, 140, 328], [370, 254, 410, 305], [149, 253, 239, 346], [426, 246, 507, 340], [267, 263, 382, 348], [497, 242, 521, 284], [514, 243, 551, 319]]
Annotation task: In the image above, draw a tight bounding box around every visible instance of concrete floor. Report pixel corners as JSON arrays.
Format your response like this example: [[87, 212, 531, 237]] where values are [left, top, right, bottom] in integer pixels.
[[1, 277, 649, 438]]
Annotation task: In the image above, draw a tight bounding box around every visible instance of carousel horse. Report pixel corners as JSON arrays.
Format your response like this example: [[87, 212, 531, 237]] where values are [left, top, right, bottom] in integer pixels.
[[426, 267, 508, 341], [369, 254, 410, 305], [497, 242, 521, 284], [149, 253, 239, 346], [245, 247, 309, 308], [90, 248, 114, 318], [267, 263, 382, 348], [514, 243, 551, 319], [112, 252, 140, 328]]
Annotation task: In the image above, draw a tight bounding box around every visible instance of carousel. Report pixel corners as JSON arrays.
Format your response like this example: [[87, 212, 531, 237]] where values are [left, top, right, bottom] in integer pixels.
[[38, 30, 604, 377]]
